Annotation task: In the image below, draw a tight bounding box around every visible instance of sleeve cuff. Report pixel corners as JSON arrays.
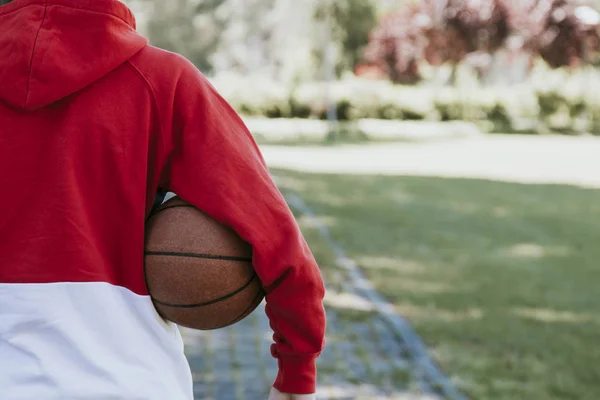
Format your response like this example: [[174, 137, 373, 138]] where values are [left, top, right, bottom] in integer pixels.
[[273, 357, 317, 395]]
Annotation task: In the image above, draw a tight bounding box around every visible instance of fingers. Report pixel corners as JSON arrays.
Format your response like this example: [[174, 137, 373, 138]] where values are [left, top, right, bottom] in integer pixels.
[[268, 387, 317, 400], [268, 387, 291, 400]]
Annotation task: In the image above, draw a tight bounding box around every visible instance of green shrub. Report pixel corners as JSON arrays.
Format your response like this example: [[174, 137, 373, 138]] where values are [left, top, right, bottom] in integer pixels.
[[536, 86, 564, 117], [390, 87, 437, 120], [433, 87, 496, 123], [210, 73, 291, 118], [583, 92, 600, 134], [211, 71, 600, 135]]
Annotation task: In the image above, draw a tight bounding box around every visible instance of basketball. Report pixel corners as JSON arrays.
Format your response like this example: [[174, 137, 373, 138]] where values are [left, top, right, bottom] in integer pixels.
[[144, 196, 265, 330]]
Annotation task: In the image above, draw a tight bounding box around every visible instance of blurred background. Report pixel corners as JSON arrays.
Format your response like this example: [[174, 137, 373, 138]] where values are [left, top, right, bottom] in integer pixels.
[[124, 1, 600, 399]]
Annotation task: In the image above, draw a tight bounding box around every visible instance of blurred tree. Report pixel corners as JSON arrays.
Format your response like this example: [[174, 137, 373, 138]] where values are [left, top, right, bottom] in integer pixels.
[[134, 0, 388, 81], [363, 0, 600, 83], [214, 0, 318, 82], [143, 0, 318, 81], [362, 4, 425, 83], [502, 0, 600, 68], [211, 0, 276, 74], [423, 0, 510, 64], [314, 0, 379, 74], [363, 0, 511, 84], [426, 0, 510, 84], [146, 0, 226, 73]]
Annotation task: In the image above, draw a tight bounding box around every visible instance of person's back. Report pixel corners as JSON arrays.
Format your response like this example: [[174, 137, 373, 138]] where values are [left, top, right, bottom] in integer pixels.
[[0, 1, 325, 399]]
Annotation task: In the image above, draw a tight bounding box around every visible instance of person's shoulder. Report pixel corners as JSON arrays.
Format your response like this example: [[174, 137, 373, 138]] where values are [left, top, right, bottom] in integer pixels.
[[128, 45, 206, 93]]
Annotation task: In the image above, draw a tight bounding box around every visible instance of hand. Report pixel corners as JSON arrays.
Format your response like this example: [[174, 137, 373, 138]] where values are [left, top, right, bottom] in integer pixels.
[[268, 387, 316, 400]]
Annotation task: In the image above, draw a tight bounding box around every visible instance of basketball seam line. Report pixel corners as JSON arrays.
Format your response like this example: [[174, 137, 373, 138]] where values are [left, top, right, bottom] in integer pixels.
[[150, 273, 259, 308], [218, 288, 266, 328], [145, 251, 252, 263]]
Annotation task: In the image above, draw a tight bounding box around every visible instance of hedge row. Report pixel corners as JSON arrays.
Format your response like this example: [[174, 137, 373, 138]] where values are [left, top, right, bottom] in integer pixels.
[[209, 70, 600, 134]]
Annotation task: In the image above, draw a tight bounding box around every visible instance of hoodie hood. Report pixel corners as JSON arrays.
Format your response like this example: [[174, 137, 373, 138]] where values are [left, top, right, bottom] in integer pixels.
[[0, 0, 148, 111]]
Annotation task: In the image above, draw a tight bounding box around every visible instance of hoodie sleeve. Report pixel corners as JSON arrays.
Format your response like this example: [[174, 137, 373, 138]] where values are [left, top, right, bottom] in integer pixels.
[[161, 60, 326, 395]]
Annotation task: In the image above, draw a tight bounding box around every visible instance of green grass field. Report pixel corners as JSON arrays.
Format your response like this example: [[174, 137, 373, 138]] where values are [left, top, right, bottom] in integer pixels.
[[274, 169, 600, 400]]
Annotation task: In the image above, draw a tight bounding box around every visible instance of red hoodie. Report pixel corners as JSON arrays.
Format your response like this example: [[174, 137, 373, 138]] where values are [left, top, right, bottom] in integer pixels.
[[0, 0, 325, 397]]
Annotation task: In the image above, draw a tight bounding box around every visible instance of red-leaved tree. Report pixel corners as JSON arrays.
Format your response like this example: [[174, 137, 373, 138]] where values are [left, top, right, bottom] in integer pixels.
[[502, 0, 600, 68], [422, 0, 510, 64], [363, 0, 600, 82], [364, 0, 511, 83], [362, 4, 426, 83]]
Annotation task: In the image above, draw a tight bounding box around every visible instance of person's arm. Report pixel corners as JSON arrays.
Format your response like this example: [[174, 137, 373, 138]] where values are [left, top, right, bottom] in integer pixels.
[[161, 59, 326, 395]]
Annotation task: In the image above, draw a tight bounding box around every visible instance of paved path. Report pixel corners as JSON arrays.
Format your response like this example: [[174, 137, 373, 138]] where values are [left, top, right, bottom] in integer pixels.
[[259, 135, 600, 188], [183, 304, 440, 400], [180, 194, 456, 400]]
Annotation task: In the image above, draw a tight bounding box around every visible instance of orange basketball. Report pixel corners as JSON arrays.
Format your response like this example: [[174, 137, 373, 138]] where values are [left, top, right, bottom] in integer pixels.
[[144, 196, 264, 330]]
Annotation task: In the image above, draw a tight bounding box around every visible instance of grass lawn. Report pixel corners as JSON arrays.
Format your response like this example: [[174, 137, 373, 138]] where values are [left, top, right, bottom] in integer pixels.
[[273, 169, 600, 400]]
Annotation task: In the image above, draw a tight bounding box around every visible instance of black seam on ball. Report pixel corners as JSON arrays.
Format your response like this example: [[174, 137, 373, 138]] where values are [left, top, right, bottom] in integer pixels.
[[150, 273, 259, 308], [145, 251, 252, 263], [210, 288, 266, 330]]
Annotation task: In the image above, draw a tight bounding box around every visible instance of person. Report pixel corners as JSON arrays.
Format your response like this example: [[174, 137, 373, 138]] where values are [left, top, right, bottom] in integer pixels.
[[0, 0, 326, 399]]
